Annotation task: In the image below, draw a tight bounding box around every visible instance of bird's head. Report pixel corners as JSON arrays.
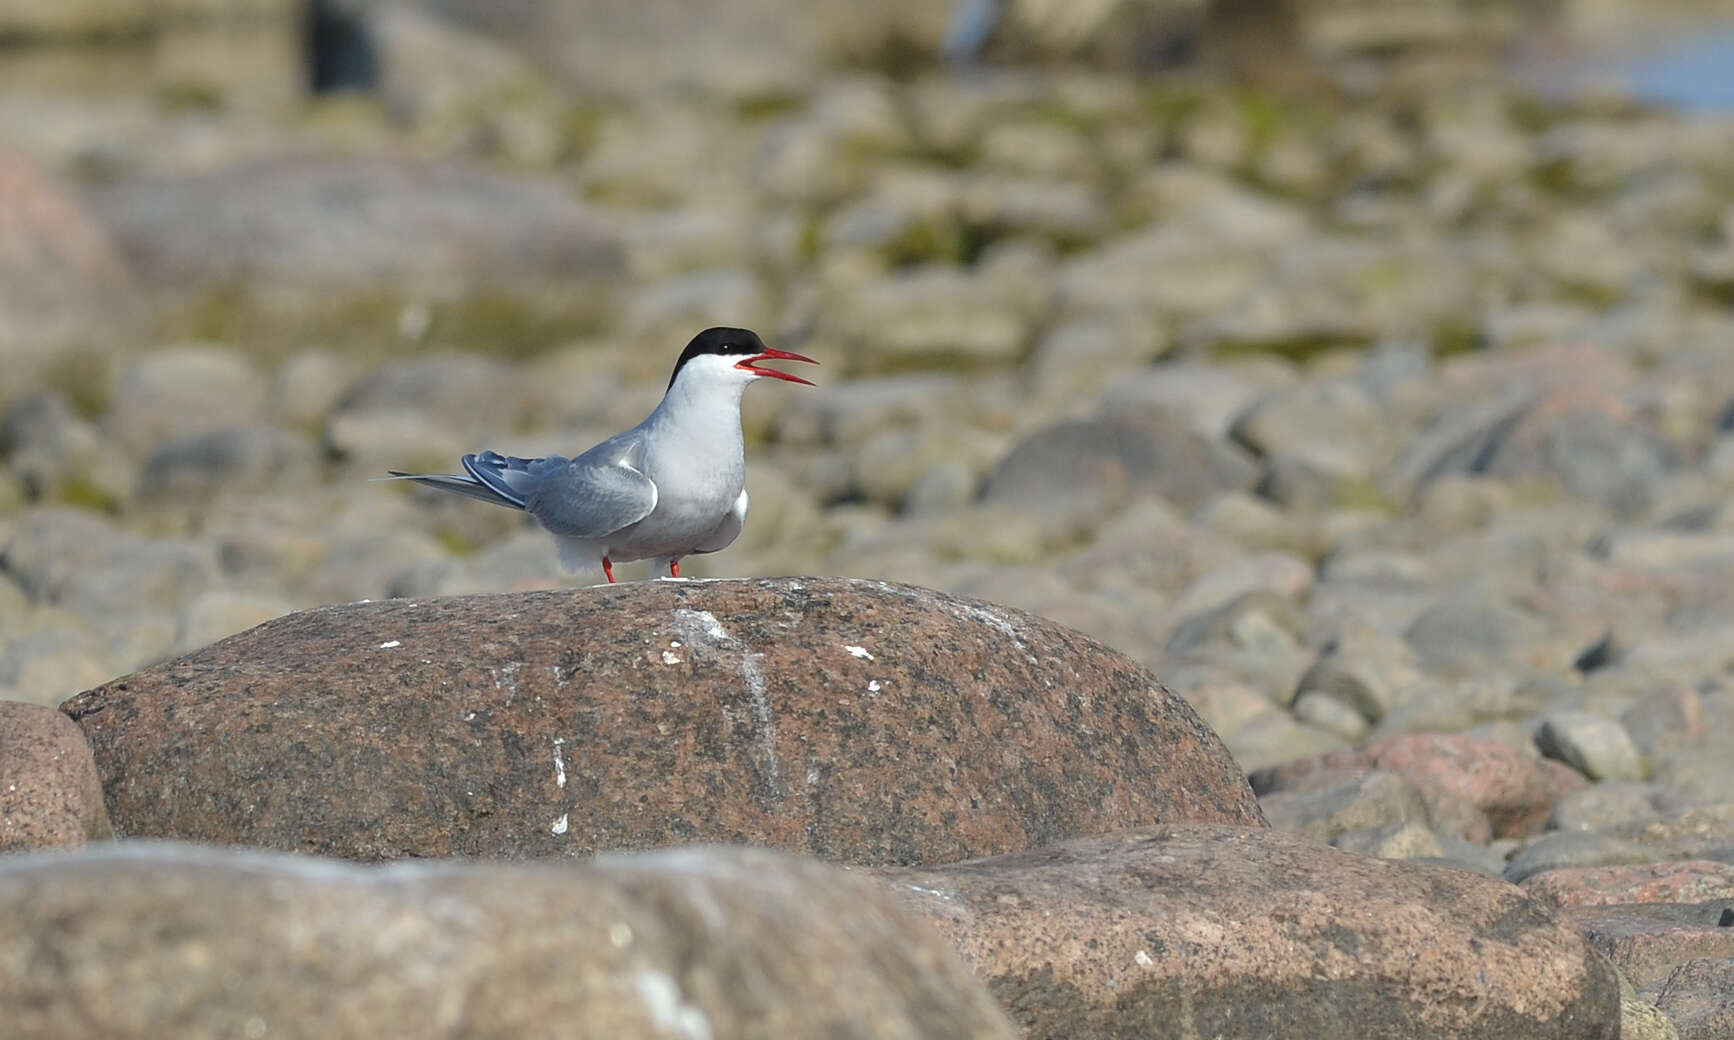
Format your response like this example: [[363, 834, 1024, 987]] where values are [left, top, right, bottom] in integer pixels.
[[666, 327, 818, 392]]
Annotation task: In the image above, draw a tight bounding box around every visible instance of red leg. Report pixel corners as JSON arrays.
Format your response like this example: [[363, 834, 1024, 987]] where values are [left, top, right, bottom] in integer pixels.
[[670, 559, 681, 578], [602, 556, 615, 583]]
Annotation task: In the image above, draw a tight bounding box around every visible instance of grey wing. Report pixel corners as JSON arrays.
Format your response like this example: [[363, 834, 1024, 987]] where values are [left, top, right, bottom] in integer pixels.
[[521, 445, 658, 540]]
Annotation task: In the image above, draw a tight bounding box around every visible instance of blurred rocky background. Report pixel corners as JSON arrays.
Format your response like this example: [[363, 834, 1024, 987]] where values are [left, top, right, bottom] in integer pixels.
[[3, 0, 1734, 1035]]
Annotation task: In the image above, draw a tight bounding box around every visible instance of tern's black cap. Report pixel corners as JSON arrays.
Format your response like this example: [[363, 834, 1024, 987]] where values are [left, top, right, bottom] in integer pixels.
[[667, 327, 766, 389]]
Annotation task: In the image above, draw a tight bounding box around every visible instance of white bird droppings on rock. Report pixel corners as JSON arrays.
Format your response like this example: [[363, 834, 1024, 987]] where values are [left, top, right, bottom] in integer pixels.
[[634, 970, 714, 1040]]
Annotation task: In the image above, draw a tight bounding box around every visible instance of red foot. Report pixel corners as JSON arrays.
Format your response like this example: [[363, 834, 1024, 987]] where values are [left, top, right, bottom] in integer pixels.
[[670, 560, 681, 578], [602, 556, 615, 583]]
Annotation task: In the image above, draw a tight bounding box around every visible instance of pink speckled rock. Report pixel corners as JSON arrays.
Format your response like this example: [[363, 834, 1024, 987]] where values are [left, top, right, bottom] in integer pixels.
[[881, 825, 1619, 1040], [1523, 861, 1734, 909]]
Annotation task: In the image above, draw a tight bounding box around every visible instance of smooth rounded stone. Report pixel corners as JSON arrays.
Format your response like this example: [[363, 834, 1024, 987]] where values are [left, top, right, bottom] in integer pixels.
[[1099, 360, 1276, 440], [823, 260, 1044, 373], [322, 406, 471, 469], [65, 578, 1265, 864], [1651, 957, 1734, 1040], [105, 345, 269, 450], [1164, 589, 1307, 659], [1621, 683, 1710, 758], [0, 147, 138, 374], [1258, 770, 1432, 845], [1371, 674, 1553, 740], [1487, 408, 1676, 521], [621, 268, 770, 342], [850, 422, 1000, 510], [0, 842, 1016, 1040], [1427, 834, 1513, 877], [1230, 378, 1397, 481], [1025, 314, 1170, 405], [1548, 782, 1662, 833], [1294, 623, 1426, 724], [958, 174, 1111, 241], [980, 412, 1259, 523], [1166, 552, 1314, 621], [1254, 733, 1584, 843], [1621, 998, 1681, 1040], [1651, 767, 1734, 814], [87, 155, 623, 295], [1566, 901, 1734, 992], [903, 458, 978, 514], [137, 424, 318, 499], [0, 628, 114, 708], [1192, 491, 1319, 555], [1057, 223, 1272, 323], [1503, 831, 1654, 885], [1318, 547, 1440, 585], [1177, 675, 1282, 740], [170, 591, 296, 658], [882, 825, 1619, 1040], [1222, 710, 1352, 774], [269, 350, 360, 428], [1292, 689, 1372, 742], [1403, 597, 1561, 678], [1597, 530, 1734, 572], [292, 530, 455, 606], [333, 354, 530, 438], [1331, 820, 1445, 860], [772, 372, 977, 450], [1535, 710, 1648, 782], [0, 393, 135, 506], [1523, 861, 1734, 910], [0, 701, 112, 851]]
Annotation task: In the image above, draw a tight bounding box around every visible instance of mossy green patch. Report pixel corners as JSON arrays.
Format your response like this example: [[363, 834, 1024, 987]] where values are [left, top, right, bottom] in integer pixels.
[[155, 80, 224, 113], [432, 526, 479, 557], [51, 475, 121, 514], [43, 351, 114, 420]]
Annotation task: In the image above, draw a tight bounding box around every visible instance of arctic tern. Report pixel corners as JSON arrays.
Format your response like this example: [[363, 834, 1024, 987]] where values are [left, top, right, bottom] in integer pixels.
[[384, 327, 817, 582]]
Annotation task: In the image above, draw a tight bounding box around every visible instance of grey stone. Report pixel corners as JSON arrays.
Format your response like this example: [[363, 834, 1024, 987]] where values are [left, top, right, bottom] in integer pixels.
[[1403, 598, 1556, 678], [1330, 820, 1444, 860], [1294, 623, 1426, 723], [105, 345, 268, 450], [981, 413, 1258, 524], [1292, 690, 1372, 742], [88, 156, 623, 296], [1535, 711, 1648, 782], [137, 425, 318, 499], [1259, 771, 1433, 844], [1503, 831, 1653, 884], [1548, 783, 1662, 833]]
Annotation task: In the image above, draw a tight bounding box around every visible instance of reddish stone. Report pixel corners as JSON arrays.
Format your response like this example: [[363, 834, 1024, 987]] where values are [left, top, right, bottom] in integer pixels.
[[1523, 861, 1734, 909], [1253, 733, 1580, 842], [1568, 902, 1734, 988], [0, 701, 112, 851], [881, 825, 1619, 1040], [63, 578, 1264, 865]]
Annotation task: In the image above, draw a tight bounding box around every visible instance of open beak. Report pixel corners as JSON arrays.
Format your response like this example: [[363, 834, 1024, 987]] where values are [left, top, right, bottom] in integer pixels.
[[736, 347, 819, 386]]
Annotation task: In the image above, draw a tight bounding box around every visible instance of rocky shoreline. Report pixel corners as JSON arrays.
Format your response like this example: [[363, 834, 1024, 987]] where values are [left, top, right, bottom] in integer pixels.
[[3, 1, 1734, 1035]]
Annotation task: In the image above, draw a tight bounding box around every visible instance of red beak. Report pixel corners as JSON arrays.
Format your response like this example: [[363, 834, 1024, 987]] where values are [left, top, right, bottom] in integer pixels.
[[736, 347, 819, 386]]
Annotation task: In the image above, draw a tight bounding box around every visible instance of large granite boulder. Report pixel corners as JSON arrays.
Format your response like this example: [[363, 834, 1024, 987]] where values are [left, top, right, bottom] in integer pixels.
[[64, 577, 1263, 864], [882, 825, 1621, 1040], [0, 841, 1016, 1039]]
